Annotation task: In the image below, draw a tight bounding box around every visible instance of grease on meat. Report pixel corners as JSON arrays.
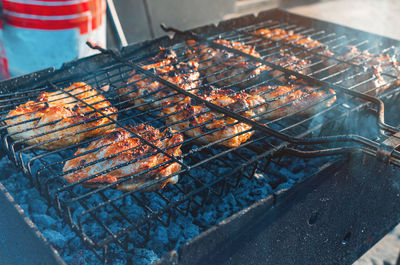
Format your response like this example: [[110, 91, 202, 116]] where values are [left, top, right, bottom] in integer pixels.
[[334, 46, 400, 94], [163, 86, 266, 148], [5, 82, 117, 150], [249, 82, 336, 120], [254, 28, 333, 56], [186, 39, 267, 87], [118, 48, 200, 111], [63, 124, 183, 191], [265, 50, 312, 82]]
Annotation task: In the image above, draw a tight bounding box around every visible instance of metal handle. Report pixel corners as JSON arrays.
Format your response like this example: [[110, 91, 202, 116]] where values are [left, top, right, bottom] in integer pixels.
[[106, 0, 128, 49]]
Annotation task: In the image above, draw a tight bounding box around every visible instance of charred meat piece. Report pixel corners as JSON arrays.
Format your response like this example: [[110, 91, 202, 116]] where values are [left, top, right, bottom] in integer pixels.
[[249, 82, 336, 120], [118, 48, 201, 111], [186, 39, 267, 87], [63, 124, 183, 191], [265, 50, 312, 82], [163, 86, 266, 148], [5, 82, 117, 150], [254, 28, 333, 56], [332, 46, 400, 94]]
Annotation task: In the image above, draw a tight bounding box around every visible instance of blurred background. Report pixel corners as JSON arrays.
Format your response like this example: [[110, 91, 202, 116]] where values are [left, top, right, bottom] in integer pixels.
[[1, 0, 399, 78], [107, 0, 400, 48]]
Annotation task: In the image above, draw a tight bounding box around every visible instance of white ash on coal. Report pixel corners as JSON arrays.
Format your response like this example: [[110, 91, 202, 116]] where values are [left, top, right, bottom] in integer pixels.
[[0, 144, 333, 264]]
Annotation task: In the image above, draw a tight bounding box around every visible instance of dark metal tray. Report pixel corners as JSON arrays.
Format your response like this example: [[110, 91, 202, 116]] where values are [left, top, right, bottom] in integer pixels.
[[156, 152, 400, 265]]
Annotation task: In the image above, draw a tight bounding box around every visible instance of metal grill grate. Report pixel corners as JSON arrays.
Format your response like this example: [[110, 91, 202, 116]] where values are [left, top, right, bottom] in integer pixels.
[[2, 9, 400, 263]]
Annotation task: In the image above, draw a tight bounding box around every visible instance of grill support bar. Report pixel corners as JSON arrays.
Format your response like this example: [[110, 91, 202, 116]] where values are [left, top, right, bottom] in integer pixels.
[[87, 42, 400, 165], [160, 25, 397, 135]]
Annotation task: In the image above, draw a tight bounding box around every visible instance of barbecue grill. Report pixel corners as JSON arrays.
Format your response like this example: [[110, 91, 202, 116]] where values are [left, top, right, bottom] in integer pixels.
[[1, 8, 400, 265]]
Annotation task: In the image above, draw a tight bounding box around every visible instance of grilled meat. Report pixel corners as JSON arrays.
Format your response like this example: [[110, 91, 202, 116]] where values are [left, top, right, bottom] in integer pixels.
[[254, 28, 333, 56], [186, 39, 267, 87], [63, 124, 183, 191], [163, 86, 266, 148], [249, 82, 336, 120], [5, 82, 117, 150], [187, 38, 311, 84], [332, 46, 400, 94], [265, 50, 312, 82], [118, 48, 200, 111]]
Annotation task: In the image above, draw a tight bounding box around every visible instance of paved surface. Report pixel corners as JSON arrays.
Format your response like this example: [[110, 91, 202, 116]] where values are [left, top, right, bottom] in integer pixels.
[[354, 224, 400, 265]]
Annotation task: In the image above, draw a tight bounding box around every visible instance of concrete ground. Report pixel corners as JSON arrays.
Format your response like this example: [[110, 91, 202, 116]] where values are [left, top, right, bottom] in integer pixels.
[[354, 224, 400, 265]]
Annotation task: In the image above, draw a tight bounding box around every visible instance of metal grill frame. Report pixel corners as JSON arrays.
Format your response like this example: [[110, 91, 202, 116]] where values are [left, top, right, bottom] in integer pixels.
[[1, 8, 400, 265]]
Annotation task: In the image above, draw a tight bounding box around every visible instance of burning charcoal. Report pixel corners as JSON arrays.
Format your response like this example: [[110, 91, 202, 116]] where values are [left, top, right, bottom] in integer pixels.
[[254, 172, 267, 180], [276, 179, 296, 192], [84, 222, 105, 238], [121, 203, 146, 220], [249, 187, 267, 198], [292, 161, 307, 174], [29, 198, 48, 214], [0, 160, 17, 181], [68, 237, 83, 250], [59, 225, 75, 242], [110, 259, 127, 265], [32, 214, 57, 228], [148, 195, 168, 211], [46, 207, 57, 219], [195, 211, 216, 228], [290, 173, 304, 180], [19, 203, 29, 213], [217, 200, 232, 219], [148, 226, 170, 252], [94, 210, 108, 222], [279, 167, 297, 180], [268, 176, 288, 190], [42, 229, 67, 249], [72, 205, 86, 223], [181, 222, 200, 241], [218, 167, 231, 175], [130, 248, 159, 265], [224, 193, 237, 207], [167, 222, 182, 241], [76, 250, 102, 265]]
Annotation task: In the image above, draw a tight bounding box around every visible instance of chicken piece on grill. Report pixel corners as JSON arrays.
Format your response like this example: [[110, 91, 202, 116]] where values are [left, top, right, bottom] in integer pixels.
[[163, 86, 266, 148], [63, 124, 183, 191], [5, 82, 117, 150], [118, 48, 200, 111], [331, 46, 400, 94], [254, 28, 334, 56], [186, 39, 267, 87], [265, 50, 312, 82], [249, 82, 336, 120]]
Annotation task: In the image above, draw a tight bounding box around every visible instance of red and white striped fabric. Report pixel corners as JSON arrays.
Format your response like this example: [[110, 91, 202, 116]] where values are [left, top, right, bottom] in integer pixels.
[[0, 0, 106, 77], [0, 19, 10, 79]]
